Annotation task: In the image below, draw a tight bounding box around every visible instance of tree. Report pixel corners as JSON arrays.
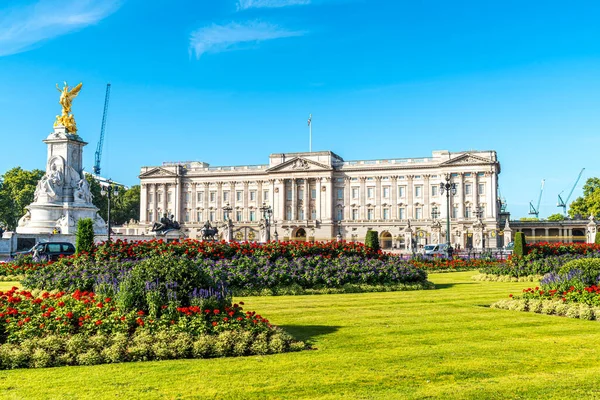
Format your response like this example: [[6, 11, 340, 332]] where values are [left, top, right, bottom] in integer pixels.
[[76, 218, 94, 254], [547, 213, 565, 222], [86, 174, 140, 226], [513, 232, 526, 257], [0, 167, 45, 230], [569, 177, 600, 219], [365, 230, 380, 251], [519, 217, 539, 222]]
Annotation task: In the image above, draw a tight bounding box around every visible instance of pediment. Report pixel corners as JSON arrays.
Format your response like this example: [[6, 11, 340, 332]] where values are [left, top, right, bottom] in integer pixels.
[[267, 157, 333, 173], [139, 167, 178, 178], [440, 153, 491, 166]]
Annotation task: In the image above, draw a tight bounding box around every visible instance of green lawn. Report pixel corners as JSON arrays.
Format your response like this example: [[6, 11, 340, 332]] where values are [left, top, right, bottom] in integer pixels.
[[2, 272, 600, 399]]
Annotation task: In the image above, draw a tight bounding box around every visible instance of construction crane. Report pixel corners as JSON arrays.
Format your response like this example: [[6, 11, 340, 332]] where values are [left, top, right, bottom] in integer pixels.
[[557, 168, 585, 216], [93, 83, 111, 175], [529, 179, 545, 218]]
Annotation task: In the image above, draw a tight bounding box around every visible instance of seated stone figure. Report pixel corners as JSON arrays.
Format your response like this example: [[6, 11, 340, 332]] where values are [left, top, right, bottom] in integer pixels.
[[151, 213, 181, 233]]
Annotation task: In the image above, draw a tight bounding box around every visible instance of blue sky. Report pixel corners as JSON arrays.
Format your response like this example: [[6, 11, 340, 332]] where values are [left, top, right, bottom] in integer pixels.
[[0, 0, 599, 219]]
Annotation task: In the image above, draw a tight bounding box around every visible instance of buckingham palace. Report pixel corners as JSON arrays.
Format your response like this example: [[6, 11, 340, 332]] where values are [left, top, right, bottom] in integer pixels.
[[137, 149, 502, 249]]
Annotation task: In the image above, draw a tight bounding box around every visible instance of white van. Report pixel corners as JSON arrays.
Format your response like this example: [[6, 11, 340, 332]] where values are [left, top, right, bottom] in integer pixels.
[[423, 243, 449, 257]]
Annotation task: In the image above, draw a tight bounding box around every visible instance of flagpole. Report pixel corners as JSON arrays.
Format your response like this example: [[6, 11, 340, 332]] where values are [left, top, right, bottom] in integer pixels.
[[308, 113, 312, 152]]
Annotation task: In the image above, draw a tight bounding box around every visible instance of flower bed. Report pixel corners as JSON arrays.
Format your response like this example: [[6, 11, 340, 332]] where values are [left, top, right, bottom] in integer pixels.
[[478, 253, 600, 278], [21, 254, 432, 296], [0, 285, 304, 369]]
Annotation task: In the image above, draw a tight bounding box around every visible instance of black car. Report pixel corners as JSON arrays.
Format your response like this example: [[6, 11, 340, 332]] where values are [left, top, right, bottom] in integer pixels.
[[28, 242, 76, 262]]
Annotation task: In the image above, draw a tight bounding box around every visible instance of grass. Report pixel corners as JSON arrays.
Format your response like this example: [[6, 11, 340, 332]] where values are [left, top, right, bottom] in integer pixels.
[[2, 271, 600, 399]]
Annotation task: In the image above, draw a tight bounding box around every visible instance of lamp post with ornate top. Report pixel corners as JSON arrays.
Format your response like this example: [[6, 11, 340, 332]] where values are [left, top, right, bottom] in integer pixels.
[[100, 180, 119, 242], [439, 174, 457, 257]]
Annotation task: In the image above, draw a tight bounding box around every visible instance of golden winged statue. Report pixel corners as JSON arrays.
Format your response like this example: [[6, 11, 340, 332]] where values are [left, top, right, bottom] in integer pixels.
[[54, 82, 83, 134]]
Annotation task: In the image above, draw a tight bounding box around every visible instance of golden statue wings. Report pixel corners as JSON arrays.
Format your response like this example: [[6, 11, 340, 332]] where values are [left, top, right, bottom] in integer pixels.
[[54, 82, 83, 134]]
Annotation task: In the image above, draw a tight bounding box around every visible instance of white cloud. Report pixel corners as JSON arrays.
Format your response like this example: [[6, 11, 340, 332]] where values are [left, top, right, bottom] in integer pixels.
[[0, 0, 121, 57], [237, 0, 310, 11], [189, 21, 304, 59]]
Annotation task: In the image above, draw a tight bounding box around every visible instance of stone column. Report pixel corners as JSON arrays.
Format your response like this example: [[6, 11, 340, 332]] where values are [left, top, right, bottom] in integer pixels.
[[457, 173, 464, 221], [243, 181, 249, 221], [291, 178, 297, 221], [203, 183, 209, 220], [276, 179, 285, 221], [216, 182, 223, 221], [191, 183, 197, 222], [423, 174, 430, 220], [375, 176, 382, 219], [485, 171, 494, 219], [359, 177, 366, 220], [304, 179, 310, 221], [407, 175, 414, 220], [316, 178, 322, 221], [257, 180, 263, 206], [344, 177, 351, 220], [140, 184, 148, 223], [391, 176, 398, 219], [324, 177, 333, 222], [162, 183, 168, 217], [152, 184, 158, 222]]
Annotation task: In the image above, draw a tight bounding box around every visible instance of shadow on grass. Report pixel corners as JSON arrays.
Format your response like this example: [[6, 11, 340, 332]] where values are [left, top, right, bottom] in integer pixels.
[[433, 282, 477, 289], [279, 325, 340, 344]]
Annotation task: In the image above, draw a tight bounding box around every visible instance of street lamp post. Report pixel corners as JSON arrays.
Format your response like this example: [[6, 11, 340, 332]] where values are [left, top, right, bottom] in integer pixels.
[[101, 180, 119, 242], [475, 205, 485, 248], [222, 202, 233, 221], [439, 174, 457, 257]]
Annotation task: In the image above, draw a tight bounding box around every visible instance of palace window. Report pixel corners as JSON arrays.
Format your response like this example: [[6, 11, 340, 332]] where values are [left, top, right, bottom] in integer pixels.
[[465, 206, 471, 218], [223, 191, 229, 202], [367, 209, 374, 220], [478, 183, 485, 195], [431, 185, 438, 196], [415, 207, 422, 220], [236, 211, 242, 222], [185, 192, 190, 203], [184, 211, 190, 222], [337, 188, 344, 200], [286, 188, 292, 201], [311, 188, 317, 199], [167, 192, 172, 203], [197, 211, 203, 221], [286, 207, 292, 220], [197, 192, 203, 202], [311, 208, 317, 220], [209, 211, 215, 221], [465, 184, 472, 195], [263, 190, 269, 200], [250, 191, 256, 201], [383, 208, 389, 220], [352, 188, 359, 199], [452, 206, 458, 219], [299, 209, 305, 220], [249, 211, 256, 221], [352, 209, 359, 220], [367, 187, 374, 198], [414, 186, 422, 197], [148, 210, 153, 222], [209, 192, 216, 202], [382, 187, 390, 198], [236, 191, 242, 201], [298, 189, 304, 200], [398, 207, 405, 220], [336, 209, 343, 221], [148, 193, 153, 203], [398, 186, 406, 197]]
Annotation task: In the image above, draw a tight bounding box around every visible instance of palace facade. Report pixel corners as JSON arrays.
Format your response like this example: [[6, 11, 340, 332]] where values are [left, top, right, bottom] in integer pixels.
[[138, 150, 502, 249]]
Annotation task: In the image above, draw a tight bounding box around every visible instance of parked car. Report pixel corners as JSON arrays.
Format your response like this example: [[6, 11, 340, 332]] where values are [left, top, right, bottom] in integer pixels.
[[22, 242, 76, 262], [423, 243, 449, 257]]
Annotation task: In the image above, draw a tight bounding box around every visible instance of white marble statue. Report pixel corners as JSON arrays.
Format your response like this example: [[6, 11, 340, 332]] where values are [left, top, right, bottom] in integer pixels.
[[74, 178, 93, 204], [34, 162, 64, 202]]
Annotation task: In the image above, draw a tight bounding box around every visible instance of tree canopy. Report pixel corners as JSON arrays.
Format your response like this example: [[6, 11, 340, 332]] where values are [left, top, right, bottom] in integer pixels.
[[546, 213, 565, 222], [86, 174, 140, 226], [568, 177, 600, 219], [0, 167, 45, 230]]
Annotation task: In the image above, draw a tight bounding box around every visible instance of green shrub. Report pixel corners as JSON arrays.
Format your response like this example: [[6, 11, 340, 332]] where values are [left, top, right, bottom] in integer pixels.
[[76, 218, 95, 254], [596, 232, 600, 245], [557, 258, 600, 287], [514, 232, 526, 257], [365, 230, 380, 251]]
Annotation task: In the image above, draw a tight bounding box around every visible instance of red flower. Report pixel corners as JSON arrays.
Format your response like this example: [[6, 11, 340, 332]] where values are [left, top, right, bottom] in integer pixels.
[[95, 320, 102, 325], [57, 301, 65, 307], [137, 310, 145, 316], [212, 321, 218, 326]]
